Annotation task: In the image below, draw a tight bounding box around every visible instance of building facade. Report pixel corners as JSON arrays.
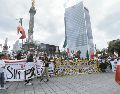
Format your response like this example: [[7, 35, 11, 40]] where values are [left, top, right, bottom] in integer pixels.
[[36, 43, 60, 56], [23, 41, 60, 56], [64, 2, 94, 58]]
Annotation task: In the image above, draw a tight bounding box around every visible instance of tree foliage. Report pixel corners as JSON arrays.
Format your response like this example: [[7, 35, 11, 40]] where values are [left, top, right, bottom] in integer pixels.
[[108, 39, 120, 56]]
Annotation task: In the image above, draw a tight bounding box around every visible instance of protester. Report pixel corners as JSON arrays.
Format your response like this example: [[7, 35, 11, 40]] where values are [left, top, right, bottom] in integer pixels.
[[99, 59, 107, 72], [0, 54, 6, 89], [16, 52, 22, 60], [27, 53, 33, 62], [35, 56, 43, 77], [4, 54, 10, 60], [40, 54, 49, 82], [24, 53, 34, 85]]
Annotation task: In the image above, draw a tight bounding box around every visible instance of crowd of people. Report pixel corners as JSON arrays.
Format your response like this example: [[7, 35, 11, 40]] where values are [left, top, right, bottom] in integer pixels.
[[0, 52, 50, 89], [98, 56, 120, 72], [0, 51, 120, 89]]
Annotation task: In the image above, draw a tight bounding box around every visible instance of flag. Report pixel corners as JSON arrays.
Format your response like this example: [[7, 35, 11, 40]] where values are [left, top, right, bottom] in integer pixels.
[[66, 48, 69, 57], [75, 51, 78, 56], [66, 51, 68, 56], [63, 38, 67, 48], [86, 50, 89, 60], [67, 48, 70, 53], [90, 52, 94, 60], [63, 16, 67, 48], [17, 26, 26, 39]]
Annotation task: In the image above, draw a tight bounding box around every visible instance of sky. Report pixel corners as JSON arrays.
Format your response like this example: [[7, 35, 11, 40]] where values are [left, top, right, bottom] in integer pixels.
[[0, 0, 120, 51]]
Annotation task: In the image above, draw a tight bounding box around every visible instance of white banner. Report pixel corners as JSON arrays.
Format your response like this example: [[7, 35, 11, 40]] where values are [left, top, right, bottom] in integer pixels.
[[5, 61, 35, 81], [4, 60, 54, 81], [35, 60, 44, 76], [5, 61, 25, 81], [48, 62, 54, 76]]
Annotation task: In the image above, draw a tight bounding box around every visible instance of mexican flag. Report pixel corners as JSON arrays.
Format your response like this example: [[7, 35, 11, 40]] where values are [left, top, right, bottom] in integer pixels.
[[86, 50, 89, 60], [63, 38, 67, 48]]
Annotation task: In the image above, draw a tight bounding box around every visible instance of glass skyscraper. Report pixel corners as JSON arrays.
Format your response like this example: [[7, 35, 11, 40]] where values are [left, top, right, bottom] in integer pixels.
[[64, 2, 94, 58]]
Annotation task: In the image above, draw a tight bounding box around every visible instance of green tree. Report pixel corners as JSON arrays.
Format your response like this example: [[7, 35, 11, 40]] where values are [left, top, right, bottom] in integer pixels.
[[108, 39, 120, 57]]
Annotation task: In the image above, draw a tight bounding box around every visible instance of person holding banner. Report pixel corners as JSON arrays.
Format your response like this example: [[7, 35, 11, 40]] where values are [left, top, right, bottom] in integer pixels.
[[27, 53, 33, 62], [40, 54, 49, 82], [16, 52, 22, 60], [24, 53, 34, 85], [0, 54, 6, 89]]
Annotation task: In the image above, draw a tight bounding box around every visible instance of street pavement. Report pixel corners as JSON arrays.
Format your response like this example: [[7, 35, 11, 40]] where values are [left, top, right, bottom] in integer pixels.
[[0, 73, 120, 94]]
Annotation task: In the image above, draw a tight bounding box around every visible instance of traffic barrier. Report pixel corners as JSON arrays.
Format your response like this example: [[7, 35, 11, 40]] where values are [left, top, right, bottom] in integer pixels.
[[115, 61, 120, 85]]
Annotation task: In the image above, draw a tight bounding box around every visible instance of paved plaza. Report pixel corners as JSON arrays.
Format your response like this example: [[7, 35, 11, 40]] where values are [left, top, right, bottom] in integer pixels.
[[0, 73, 120, 94]]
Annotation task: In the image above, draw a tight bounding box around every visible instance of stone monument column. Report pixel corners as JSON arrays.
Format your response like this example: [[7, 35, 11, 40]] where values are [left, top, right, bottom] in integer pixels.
[[28, 0, 36, 43], [2, 38, 8, 54]]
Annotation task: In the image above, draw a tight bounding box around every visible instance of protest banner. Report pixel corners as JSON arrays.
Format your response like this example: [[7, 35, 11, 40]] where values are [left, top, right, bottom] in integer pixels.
[[35, 59, 44, 76], [48, 62, 54, 76], [5, 60, 35, 81], [54, 60, 98, 76], [5, 60, 26, 81], [4, 60, 54, 81]]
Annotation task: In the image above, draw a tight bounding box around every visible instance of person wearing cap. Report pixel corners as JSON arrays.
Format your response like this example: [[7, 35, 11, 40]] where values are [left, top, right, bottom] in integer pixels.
[[40, 54, 49, 82]]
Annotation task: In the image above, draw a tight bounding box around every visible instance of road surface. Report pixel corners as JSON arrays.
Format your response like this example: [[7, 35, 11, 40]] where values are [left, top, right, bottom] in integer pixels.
[[0, 73, 120, 94]]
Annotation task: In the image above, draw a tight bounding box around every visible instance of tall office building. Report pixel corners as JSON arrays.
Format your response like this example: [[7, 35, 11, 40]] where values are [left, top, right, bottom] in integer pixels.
[[64, 2, 94, 58], [84, 7, 94, 56]]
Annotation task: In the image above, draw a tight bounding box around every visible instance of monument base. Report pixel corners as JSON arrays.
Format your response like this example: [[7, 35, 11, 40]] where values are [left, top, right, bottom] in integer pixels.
[[23, 42, 36, 52]]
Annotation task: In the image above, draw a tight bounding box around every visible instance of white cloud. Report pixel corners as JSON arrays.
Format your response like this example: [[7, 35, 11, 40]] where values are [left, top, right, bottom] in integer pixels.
[[83, 0, 120, 49], [0, 0, 120, 51]]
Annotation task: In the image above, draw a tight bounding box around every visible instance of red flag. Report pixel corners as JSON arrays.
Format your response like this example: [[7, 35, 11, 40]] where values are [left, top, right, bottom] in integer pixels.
[[66, 52, 68, 56], [90, 52, 94, 60], [17, 26, 26, 39], [70, 56, 73, 60], [67, 48, 70, 53], [75, 52, 78, 56]]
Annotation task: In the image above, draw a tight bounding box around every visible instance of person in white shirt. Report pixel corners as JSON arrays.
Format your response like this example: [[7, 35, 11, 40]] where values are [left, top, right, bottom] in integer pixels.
[[0, 54, 6, 89]]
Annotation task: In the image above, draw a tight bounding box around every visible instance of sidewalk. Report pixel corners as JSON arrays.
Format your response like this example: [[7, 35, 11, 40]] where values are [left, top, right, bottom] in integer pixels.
[[0, 73, 120, 94]]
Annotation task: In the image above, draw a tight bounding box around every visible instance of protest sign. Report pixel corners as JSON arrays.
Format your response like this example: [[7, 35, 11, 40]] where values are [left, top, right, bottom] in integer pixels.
[[4, 60, 54, 81]]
